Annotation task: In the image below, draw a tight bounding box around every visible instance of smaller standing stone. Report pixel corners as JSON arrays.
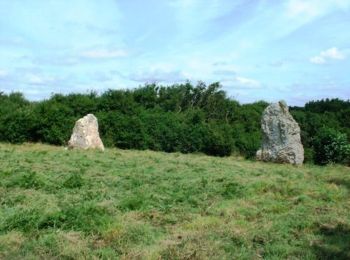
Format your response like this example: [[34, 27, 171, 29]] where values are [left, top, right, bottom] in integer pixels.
[[256, 101, 304, 165], [68, 114, 104, 151]]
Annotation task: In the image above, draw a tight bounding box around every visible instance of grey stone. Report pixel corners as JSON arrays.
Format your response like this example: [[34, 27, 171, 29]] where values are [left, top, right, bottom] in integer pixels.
[[68, 114, 104, 151], [256, 101, 304, 165]]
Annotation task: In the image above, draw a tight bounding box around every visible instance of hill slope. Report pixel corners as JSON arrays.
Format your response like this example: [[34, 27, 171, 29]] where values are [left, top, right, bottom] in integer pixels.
[[0, 143, 349, 259]]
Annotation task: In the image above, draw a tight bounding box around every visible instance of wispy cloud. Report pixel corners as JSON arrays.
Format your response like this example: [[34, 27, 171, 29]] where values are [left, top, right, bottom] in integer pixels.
[[212, 69, 236, 76], [129, 68, 188, 83], [221, 76, 261, 89], [286, 0, 350, 19], [269, 60, 285, 68], [234, 76, 261, 88], [0, 70, 8, 78], [81, 49, 128, 59], [310, 47, 346, 64], [0, 0, 349, 104], [26, 73, 57, 86]]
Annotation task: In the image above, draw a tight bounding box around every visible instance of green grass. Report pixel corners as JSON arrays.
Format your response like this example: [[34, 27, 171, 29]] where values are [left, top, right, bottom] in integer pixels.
[[0, 143, 349, 259]]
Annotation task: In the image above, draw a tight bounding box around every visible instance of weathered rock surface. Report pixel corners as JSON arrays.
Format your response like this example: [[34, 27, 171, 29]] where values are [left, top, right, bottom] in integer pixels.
[[68, 114, 104, 151], [256, 101, 304, 165]]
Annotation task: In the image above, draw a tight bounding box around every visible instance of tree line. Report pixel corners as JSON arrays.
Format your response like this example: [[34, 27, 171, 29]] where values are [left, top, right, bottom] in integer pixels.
[[0, 82, 349, 165]]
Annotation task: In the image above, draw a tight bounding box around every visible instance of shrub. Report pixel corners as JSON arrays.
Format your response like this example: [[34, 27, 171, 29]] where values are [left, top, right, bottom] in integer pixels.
[[0, 108, 36, 143], [303, 147, 315, 164], [0, 86, 349, 162], [34, 101, 75, 145], [313, 128, 350, 165], [141, 111, 184, 152], [180, 123, 208, 153], [234, 131, 261, 159], [98, 111, 147, 149], [203, 122, 233, 157]]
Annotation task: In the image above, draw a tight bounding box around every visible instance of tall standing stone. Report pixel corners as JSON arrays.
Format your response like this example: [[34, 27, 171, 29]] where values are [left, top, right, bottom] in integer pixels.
[[256, 101, 304, 165], [68, 114, 105, 151]]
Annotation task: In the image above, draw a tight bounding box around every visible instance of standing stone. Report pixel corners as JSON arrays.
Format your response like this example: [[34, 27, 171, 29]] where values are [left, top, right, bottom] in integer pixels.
[[256, 101, 304, 165], [68, 114, 105, 151]]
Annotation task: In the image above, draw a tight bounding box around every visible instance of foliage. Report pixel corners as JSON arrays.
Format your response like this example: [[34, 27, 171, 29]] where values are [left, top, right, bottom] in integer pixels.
[[203, 121, 233, 156], [0, 83, 349, 163], [313, 128, 350, 165]]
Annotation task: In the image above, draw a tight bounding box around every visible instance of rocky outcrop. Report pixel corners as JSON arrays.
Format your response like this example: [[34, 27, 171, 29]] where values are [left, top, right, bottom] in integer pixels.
[[256, 101, 304, 165], [68, 114, 104, 151]]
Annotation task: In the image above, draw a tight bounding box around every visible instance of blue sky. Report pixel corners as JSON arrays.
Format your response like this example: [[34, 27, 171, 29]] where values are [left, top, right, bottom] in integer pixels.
[[0, 0, 349, 105]]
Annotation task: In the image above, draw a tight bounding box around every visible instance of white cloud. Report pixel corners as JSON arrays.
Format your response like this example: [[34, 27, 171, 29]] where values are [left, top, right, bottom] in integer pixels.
[[221, 76, 261, 89], [81, 49, 127, 59], [168, 0, 230, 41], [129, 68, 188, 83], [321, 47, 346, 59], [0, 70, 8, 78], [26, 74, 56, 85], [310, 47, 346, 64], [168, 0, 198, 8], [287, 0, 350, 19], [235, 76, 261, 88], [287, 0, 320, 18]]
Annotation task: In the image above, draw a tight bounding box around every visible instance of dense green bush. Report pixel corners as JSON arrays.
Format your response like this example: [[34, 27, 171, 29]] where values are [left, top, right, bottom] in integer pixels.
[[0, 85, 349, 164], [33, 101, 75, 145], [313, 128, 350, 165], [234, 131, 261, 159], [203, 122, 233, 157], [180, 112, 207, 154], [0, 93, 34, 143]]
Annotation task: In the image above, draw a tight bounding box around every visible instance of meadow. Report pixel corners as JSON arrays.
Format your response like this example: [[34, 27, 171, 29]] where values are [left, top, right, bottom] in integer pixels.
[[0, 143, 349, 259]]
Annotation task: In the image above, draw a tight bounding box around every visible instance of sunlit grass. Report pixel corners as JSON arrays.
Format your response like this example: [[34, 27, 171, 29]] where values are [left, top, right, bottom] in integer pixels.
[[0, 143, 349, 259]]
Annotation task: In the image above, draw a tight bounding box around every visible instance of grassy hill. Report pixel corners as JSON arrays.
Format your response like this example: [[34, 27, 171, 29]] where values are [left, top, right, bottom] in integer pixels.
[[0, 143, 349, 259]]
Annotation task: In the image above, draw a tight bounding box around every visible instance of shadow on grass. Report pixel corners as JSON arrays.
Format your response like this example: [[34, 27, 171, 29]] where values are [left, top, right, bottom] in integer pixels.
[[313, 223, 350, 260], [328, 177, 350, 191]]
